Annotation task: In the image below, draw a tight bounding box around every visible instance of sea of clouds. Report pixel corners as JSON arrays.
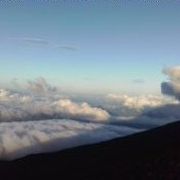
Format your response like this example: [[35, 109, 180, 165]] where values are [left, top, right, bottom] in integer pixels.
[[0, 119, 141, 160], [0, 66, 180, 160]]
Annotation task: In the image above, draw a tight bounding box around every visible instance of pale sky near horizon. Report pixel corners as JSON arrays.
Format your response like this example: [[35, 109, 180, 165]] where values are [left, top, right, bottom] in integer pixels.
[[0, 0, 180, 94]]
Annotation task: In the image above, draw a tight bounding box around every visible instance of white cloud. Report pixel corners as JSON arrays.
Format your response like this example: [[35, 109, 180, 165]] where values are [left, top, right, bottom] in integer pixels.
[[0, 89, 10, 101], [105, 94, 178, 118], [102, 93, 180, 128], [107, 94, 177, 110], [53, 99, 110, 122], [0, 85, 110, 122], [0, 119, 141, 160]]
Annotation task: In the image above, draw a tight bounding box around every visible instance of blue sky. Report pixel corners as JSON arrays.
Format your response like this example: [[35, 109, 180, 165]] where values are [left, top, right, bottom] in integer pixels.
[[0, 0, 180, 94]]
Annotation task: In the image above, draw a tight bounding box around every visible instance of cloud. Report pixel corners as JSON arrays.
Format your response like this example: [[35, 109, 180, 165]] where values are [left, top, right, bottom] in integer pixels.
[[105, 94, 178, 117], [0, 79, 110, 122], [27, 77, 58, 95], [161, 66, 180, 100], [0, 119, 141, 160], [131, 103, 180, 129], [102, 93, 180, 129], [1, 77, 179, 126], [107, 94, 167, 110], [53, 99, 110, 122], [0, 89, 10, 101], [21, 37, 49, 45], [56, 45, 78, 51], [1, 87, 179, 160], [9, 37, 49, 45], [144, 104, 180, 120], [1, 75, 180, 160], [9, 37, 78, 51]]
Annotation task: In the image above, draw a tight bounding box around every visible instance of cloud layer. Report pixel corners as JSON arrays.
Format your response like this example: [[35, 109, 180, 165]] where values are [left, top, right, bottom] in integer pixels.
[[0, 119, 141, 160], [0, 90, 109, 123], [0, 71, 180, 160]]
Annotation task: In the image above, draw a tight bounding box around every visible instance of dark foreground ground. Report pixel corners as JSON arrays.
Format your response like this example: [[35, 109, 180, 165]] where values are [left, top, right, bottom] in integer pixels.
[[1, 121, 180, 180]]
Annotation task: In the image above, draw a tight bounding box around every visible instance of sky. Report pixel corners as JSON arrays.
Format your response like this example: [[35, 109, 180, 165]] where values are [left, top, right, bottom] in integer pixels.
[[0, 0, 180, 94], [1, 0, 180, 160]]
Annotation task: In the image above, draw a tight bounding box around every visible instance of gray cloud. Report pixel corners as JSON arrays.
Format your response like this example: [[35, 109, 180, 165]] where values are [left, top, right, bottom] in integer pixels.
[[134, 103, 180, 129], [161, 66, 180, 100], [56, 45, 78, 51], [161, 82, 175, 97], [9, 37, 78, 51]]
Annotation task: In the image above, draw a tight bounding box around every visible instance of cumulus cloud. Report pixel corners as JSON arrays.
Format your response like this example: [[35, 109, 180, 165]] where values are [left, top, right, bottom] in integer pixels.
[[107, 94, 172, 109], [53, 99, 110, 122], [105, 94, 178, 118], [102, 93, 180, 129], [0, 81, 110, 122], [161, 66, 180, 100], [0, 119, 141, 160]]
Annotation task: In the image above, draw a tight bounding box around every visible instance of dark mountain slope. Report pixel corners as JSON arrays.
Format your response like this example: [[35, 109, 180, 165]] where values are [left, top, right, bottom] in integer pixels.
[[1, 121, 180, 180]]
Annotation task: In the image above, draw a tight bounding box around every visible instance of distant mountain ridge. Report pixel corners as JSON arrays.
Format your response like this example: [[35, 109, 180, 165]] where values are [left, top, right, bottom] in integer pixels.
[[1, 121, 180, 180]]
